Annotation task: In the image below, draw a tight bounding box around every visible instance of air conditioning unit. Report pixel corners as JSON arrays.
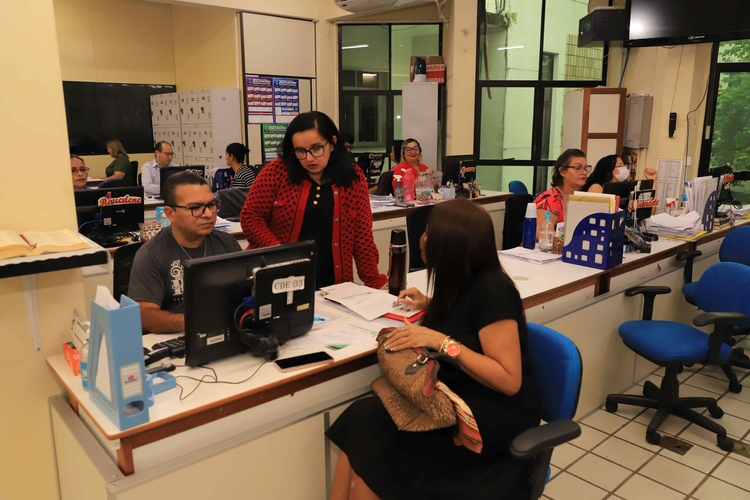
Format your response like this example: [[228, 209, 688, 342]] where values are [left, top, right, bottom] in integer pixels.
[[335, 0, 434, 15]]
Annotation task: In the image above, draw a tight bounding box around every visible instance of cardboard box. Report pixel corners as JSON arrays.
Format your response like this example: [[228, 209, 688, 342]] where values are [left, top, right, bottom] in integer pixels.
[[410, 56, 445, 84]]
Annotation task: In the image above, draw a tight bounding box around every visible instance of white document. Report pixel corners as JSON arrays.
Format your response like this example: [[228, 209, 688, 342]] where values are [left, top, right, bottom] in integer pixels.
[[564, 193, 616, 247], [94, 285, 120, 310], [94, 330, 112, 401], [321, 282, 423, 321], [498, 247, 562, 265], [312, 302, 348, 330], [308, 320, 381, 350]]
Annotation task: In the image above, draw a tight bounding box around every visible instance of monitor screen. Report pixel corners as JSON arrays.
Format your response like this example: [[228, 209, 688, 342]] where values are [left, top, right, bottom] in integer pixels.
[[74, 186, 145, 233], [158, 166, 206, 198], [443, 155, 475, 186], [626, 0, 750, 47], [182, 241, 316, 367]]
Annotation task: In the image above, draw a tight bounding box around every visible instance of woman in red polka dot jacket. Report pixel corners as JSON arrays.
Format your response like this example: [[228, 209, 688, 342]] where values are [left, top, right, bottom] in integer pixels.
[[240, 111, 388, 289]]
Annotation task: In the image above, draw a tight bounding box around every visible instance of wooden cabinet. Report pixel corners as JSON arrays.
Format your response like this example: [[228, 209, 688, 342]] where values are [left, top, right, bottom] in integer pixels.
[[562, 88, 627, 167]]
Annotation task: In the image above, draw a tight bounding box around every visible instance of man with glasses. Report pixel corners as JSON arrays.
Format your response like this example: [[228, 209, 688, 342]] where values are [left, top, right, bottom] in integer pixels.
[[141, 141, 180, 197], [128, 172, 241, 333], [70, 155, 90, 191]]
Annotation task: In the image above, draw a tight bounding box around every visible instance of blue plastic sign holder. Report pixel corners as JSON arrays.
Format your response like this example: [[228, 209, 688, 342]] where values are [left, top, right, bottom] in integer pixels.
[[563, 211, 625, 270], [88, 295, 149, 430]]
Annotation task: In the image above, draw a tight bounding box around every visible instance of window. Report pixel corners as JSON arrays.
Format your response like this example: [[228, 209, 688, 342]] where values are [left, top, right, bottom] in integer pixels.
[[700, 40, 750, 204], [475, 0, 607, 193], [339, 24, 441, 159]]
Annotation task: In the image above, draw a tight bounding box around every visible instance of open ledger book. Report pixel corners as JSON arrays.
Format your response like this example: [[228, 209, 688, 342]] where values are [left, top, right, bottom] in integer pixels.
[[0, 229, 91, 260]]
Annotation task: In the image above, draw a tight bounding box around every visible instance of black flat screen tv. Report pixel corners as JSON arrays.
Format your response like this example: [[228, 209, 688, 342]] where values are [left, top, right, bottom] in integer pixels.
[[626, 0, 750, 47]]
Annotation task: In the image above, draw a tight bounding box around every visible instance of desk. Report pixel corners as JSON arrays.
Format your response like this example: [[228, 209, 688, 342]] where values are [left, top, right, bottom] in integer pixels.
[[86, 177, 104, 187], [57, 217, 741, 499]]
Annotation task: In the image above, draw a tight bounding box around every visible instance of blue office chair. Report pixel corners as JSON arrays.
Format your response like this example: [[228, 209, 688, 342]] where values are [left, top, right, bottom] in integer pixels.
[[510, 323, 582, 499], [509, 180, 529, 196], [605, 262, 750, 452], [678, 226, 750, 305]]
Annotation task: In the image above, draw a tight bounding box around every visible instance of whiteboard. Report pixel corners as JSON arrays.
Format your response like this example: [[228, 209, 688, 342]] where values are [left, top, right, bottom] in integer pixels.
[[242, 13, 316, 79]]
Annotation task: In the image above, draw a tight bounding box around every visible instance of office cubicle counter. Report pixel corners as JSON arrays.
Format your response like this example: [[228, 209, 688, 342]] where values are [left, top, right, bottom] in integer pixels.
[[55, 218, 746, 500]]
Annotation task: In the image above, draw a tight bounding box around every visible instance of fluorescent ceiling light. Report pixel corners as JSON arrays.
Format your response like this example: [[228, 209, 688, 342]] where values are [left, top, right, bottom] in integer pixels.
[[497, 45, 524, 51], [342, 44, 369, 50], [362, 73, 378, 77]]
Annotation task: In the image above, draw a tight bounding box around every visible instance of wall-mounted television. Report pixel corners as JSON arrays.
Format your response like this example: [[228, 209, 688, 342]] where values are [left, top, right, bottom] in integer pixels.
[[626, 0, 750, 48]]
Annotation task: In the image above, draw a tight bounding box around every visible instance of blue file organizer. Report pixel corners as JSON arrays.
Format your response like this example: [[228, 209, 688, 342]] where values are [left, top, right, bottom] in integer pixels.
[[563, 211, 626, 270], [701, 190, 718, 233], [88, 295, 150, 430]]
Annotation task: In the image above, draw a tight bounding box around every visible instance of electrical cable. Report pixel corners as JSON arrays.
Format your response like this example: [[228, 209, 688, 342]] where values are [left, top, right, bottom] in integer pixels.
[[670, 46, 685, 112], [618, 47, 630, 88], [175, 361, 268, 401], [684, 75, 710, 178]]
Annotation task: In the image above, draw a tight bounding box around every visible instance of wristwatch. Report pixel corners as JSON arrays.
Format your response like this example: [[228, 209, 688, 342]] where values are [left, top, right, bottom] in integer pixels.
[[439, 336, 462, 358]]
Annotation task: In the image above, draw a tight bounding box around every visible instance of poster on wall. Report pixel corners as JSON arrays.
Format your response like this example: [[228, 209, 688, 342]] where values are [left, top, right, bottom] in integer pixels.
[[262, 124, 288, 162], [246, 76, 274, 124], [272, 78, 300, 123]]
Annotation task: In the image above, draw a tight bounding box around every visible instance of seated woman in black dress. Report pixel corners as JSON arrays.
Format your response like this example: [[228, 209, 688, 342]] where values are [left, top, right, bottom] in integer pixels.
[[326, 198, 542, 500]]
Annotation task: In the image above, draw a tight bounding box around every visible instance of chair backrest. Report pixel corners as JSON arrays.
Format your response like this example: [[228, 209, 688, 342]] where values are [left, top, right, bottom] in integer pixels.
[[113, 241, 145, 302], [375, 170, 395, 196], [357, 153, 386, 184], [502, 194, 534, 250], [509, 180, 529, 196], [137, 172, 142, 186], [216, 186, 250, 219], [720, 227, 750, 267], [405, 205, 435, 272], [99, 178, 127, 189], [695, 262, 750, 318], [526, 323, 582, 422]]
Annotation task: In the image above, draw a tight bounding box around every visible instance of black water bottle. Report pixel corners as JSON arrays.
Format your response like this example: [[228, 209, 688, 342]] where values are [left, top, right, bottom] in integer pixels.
[[388, 229, 407, 296]]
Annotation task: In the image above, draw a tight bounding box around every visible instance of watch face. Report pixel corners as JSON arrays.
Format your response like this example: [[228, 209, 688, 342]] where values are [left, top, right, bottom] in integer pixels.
[[446, 342, 461, 357]]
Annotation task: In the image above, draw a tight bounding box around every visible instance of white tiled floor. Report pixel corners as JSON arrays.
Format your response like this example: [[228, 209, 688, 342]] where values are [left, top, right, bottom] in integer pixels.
[[543, 354, 750, 500]]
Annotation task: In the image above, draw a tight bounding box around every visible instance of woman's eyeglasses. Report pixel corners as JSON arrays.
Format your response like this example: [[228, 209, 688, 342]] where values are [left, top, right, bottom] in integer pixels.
[[71, 167, 90, 174], [567, 164, 592, 174], [293, 142, 328, 160], [404, 147, 420, 153]]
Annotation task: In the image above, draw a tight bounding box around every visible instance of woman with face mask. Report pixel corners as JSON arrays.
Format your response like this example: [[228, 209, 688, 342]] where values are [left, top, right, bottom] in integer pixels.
[[581, 155, 657, 193]]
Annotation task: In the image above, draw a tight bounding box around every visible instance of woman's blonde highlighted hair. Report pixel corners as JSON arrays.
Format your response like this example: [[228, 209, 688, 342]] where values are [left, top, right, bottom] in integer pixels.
[[106, 139, 128, 158]]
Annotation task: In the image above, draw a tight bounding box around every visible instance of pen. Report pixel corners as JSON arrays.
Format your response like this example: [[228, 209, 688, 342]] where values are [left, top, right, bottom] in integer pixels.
[[314, 317, 325, 321]]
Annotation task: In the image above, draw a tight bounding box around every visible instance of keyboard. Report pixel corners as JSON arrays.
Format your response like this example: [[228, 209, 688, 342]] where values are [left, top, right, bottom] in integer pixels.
[[151, 336, 186, 358]]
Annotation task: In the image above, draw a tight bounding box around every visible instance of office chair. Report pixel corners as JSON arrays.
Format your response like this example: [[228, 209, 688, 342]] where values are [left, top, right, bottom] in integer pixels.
[[113, 242, 145, 302], [605, 262, 750, 451], [509, 180, 529, 196], [374, 170, 395, 196], [137, 173, 142, 186], [357, 152, 386, 184], [130, 161, 139, 184], [510, 323, 582, 499], [405, 205, 435, 272], [99, 178, 127, 188], [216, 186, 250, 219], [502, 194, 534, 250], [678, 226, 750, 306]]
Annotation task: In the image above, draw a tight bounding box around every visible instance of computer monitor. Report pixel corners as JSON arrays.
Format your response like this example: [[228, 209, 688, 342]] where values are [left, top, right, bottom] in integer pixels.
[[74, 186, 145, 234], [443, 155, 476, 186], [182, 241, 317, 367], [158, 165, 206, 198], [603, 180, 655, 223]]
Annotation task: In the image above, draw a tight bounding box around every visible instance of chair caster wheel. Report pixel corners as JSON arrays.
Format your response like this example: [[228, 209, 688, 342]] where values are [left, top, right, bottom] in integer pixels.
[[730, 382, 743, 394], [677, 365, 684, 374], [709, 405, 724, 419], [718, 436, 735, 452], [646, 432, 661, 445], [605, 401, 618, 413]]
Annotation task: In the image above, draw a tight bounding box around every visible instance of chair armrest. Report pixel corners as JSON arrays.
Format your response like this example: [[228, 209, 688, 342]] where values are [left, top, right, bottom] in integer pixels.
[[624, 286, 671, 321], [676, 250, 702, 284], [694, 312, 749, 327], [509, 420, 581, 460]]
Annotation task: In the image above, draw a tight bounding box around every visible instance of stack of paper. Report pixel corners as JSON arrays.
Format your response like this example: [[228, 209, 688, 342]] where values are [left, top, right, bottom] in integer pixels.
[[684, 176, 719, 215], [320, 282, 423, 322], [214, 216, 232, 230], [564, 192, 617, 246], [369, 194, 395, 208], [726, 204, 750, 220], [498, 247, 561, 265], [647, 211, 703, 237]]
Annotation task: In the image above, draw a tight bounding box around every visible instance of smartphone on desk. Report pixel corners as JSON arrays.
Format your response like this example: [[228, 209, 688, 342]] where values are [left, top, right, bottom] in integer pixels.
[[274, 351, 334, 372]]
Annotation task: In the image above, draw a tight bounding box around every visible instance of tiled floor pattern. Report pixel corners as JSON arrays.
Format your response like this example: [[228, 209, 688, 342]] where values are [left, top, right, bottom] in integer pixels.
[[542, 360, 750, 500]]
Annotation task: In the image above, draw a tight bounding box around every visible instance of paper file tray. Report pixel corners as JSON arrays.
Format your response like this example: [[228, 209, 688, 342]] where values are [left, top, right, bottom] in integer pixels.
[[563, 211, 625, 270], [88, 295, 149, 430]]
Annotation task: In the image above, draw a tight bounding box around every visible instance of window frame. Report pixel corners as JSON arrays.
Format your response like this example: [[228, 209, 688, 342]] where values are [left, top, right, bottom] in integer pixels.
[[338, 23, 443, 159], [473, 0, 610, 193]]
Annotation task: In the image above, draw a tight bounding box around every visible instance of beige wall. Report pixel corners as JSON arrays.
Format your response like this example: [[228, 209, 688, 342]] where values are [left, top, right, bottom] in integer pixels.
[[0, 0, 89, 498], [443, 0, 476, 156], [606, 43, 712, 181], [54, 0, 176, 84]]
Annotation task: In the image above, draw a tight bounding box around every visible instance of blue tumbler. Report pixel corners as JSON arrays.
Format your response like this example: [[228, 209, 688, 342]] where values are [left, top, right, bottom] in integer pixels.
[[522, 203, 537, 249]]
